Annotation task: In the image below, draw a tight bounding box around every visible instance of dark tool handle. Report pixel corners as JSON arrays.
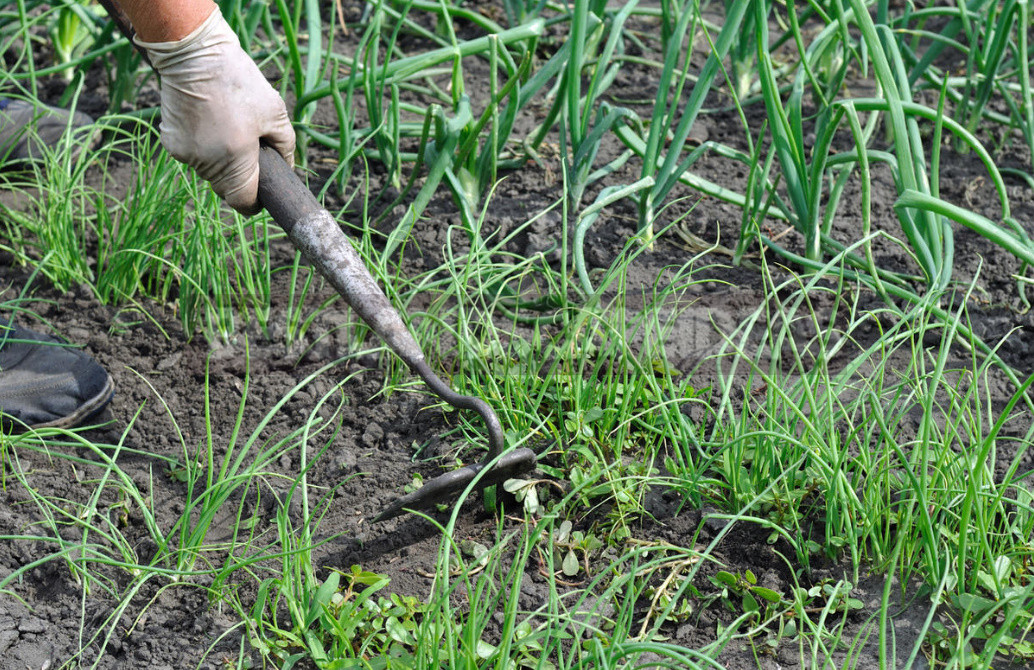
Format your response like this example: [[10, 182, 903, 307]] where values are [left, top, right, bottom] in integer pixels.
[[257, 146, 426, 366]]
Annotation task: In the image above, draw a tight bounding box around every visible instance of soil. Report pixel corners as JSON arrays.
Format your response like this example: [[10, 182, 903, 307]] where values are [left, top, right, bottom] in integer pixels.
[[3, 5, 1034, 670]]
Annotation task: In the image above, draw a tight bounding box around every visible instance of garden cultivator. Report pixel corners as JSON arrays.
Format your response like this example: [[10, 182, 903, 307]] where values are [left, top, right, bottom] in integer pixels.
[[100, 4, 534, 522], [256, 148, 536, 522]]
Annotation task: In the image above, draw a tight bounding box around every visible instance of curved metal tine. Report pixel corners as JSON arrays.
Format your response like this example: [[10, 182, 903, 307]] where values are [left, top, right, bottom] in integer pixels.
[[371, 447, 537, 522]]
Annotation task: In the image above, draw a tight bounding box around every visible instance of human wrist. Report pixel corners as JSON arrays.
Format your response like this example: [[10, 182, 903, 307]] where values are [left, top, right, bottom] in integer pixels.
[[134, 5, 230, 70], [117, 0, 216, 42]]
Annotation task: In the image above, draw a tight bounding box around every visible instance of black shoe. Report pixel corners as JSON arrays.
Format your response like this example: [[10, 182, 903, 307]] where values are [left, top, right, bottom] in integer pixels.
[[0, 99, 94, 164], [0, 322, 114, 431]]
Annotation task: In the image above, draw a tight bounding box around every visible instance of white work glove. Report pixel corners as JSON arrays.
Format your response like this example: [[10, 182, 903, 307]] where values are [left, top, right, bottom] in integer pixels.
[[135, 8, 295, 214]]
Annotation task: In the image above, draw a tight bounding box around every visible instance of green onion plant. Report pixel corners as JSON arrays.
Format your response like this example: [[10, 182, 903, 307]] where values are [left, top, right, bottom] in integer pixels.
[[633, 0, 749, 244]]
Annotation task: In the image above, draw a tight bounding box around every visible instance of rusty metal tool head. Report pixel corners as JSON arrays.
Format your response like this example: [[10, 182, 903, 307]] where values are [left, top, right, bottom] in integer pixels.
[[255, 147, 536, 522]]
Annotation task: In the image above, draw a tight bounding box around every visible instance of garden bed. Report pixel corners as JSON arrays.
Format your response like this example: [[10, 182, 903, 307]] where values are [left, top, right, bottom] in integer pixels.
[[3, 1, 1034, 668]]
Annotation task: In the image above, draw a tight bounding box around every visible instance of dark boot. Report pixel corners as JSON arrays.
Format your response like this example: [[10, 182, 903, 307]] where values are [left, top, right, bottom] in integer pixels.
[[0, 322, 114, 431], [0, 99, 94, 164]]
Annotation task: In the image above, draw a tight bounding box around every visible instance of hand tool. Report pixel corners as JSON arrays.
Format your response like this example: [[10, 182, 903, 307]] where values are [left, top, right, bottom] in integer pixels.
[[255, 147, 536, 522], [96, 5, 537, 522]]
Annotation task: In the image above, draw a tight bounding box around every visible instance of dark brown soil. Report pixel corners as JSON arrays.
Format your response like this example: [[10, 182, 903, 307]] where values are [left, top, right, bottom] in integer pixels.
[[3, 6, 1034, 669]]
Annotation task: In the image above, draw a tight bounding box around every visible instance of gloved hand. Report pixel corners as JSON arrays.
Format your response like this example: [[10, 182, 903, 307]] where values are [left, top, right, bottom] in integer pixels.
[[135, 7, 295, 214]]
